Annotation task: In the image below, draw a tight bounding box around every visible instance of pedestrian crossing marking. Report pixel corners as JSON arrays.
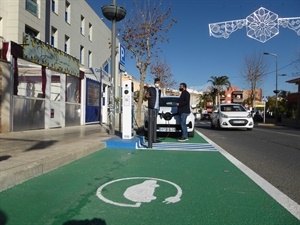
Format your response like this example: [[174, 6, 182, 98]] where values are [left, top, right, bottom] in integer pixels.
[[137, 141, 217, 151]]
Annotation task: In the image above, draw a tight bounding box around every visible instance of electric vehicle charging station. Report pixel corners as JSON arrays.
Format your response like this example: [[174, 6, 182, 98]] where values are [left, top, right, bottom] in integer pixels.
[[122, 80, 134, 139]]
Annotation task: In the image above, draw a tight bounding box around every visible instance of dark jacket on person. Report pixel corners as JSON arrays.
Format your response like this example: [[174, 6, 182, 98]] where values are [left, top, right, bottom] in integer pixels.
[[178, 89, 191, 114], [146, 86, 161, 109]]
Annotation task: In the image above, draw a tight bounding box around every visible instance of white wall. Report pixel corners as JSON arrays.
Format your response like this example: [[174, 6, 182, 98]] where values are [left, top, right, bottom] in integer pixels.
[[0, 0, 115, 73]]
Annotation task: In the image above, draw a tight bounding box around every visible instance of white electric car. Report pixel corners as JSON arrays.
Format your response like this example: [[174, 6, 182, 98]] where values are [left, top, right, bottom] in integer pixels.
[[210, 103, 254, 130], [144, 96, 195, 137]]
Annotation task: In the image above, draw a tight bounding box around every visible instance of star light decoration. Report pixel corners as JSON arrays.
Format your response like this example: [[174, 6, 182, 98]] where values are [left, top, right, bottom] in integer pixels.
[[209, 7, 300, 43]]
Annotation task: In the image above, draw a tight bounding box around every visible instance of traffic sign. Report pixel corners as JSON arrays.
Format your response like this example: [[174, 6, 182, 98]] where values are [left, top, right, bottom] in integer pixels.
[[119, 43, 125, 66], [262, 96, 268, 102]]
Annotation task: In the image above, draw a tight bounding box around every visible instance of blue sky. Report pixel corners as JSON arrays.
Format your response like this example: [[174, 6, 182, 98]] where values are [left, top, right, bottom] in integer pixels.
[[87, 0, 300, 97]]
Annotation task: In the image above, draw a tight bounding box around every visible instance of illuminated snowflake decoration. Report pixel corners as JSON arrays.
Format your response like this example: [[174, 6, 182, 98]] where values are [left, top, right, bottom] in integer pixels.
[[209, 7, 300, 43]]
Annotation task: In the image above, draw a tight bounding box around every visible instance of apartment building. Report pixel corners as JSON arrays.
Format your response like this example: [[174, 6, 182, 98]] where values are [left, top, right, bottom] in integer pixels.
[[0, 0, 120, 132]]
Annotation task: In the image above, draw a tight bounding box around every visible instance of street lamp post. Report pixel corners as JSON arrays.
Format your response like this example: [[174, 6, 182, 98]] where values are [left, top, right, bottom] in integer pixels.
[[101, 1, 126, 135], [264, 52, 279, 122]]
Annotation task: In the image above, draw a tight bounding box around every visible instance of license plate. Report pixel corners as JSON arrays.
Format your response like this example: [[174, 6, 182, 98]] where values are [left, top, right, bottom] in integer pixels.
[[233, 120, 244, 124], [159, 127, 176, 132]]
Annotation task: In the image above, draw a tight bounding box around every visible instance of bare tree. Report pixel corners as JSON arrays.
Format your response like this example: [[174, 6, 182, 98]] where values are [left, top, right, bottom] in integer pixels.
[[292, 52, 300, 77], [119, 0, 176, 127], [150, 59, 177, 90], [241, 52, 268, 108]]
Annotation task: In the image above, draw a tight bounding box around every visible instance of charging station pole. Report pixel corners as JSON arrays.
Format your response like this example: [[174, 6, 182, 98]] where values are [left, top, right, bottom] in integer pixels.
[[122, 80, 134, 139]]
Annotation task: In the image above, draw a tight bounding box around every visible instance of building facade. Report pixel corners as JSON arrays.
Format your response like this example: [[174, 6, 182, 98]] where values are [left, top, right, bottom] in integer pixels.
[[0, 0, 121, 132]]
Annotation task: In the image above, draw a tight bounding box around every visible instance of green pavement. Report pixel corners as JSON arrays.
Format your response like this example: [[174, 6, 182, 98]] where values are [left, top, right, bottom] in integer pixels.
[[0, 144, 298, 225]]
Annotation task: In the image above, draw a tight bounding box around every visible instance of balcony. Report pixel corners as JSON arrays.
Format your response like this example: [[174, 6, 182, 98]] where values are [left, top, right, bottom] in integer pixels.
[[232, 91, 243, 103]]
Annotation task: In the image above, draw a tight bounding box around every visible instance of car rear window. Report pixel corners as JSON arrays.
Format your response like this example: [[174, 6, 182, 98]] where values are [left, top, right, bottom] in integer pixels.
[[160, 98, 179, 107], [220, 105, 246, 112]]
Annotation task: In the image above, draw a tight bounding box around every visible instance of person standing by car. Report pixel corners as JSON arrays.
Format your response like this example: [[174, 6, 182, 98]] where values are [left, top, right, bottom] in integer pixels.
[[145, 78, 161, 143], [176, 83, 190, 142]]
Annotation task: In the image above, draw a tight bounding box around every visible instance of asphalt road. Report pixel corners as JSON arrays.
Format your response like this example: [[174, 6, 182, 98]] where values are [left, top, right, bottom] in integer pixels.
[[195, 120, 300, 205]]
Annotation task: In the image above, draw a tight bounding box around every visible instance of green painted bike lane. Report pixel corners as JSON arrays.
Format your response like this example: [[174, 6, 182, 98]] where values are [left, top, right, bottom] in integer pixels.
[[0, 134, 299, 225]]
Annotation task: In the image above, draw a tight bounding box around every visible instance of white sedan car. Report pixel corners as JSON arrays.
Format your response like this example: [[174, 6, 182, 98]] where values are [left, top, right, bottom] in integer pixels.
[[210, 104, 254, 130], [144, 96, 195, 137]]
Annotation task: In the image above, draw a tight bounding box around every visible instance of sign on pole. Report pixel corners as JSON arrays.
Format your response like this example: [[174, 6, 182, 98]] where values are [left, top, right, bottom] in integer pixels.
[[261, 96, 268, 123], [119, 44, 125, 68], [262, 95, 268, 103]]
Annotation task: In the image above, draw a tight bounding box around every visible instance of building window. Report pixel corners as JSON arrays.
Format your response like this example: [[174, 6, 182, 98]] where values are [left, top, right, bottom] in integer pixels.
[[66, 75, 79, 103], [88, 51, 92, 68], [80, 15, 85, 35], [50, 75, 61, 102], [88, 23, 92, 41], [80, 45, 84, 65], [52, 0, 57, 14], [25, 0, 38, 17], [104, 63, 109, 73], [51, 27, 57, 47], [65, 1, 70, 24], [64, 35, 70, 53], [25, 25, 39, 38], [0, 17, 3, 37]]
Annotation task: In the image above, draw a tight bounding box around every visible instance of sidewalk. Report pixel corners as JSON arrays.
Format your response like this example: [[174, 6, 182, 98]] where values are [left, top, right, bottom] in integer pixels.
[[0, 124, 113, 192], [257, 117, 300, 128]]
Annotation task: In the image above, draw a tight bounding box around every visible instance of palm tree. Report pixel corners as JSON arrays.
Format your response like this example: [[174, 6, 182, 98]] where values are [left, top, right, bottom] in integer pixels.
[[198, 92, 213, 109], [207, 76, 231, 105]]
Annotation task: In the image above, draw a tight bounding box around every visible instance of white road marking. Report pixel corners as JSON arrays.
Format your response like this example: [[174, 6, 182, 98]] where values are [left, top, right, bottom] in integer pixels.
[[96, 177, 182, 207], [195, 130, 300, 220], [137, 141, 217, 151]]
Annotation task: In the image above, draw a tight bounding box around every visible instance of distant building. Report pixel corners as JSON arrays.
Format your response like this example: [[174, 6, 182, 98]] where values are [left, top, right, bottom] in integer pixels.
[[286, 77, 300, 120], [243, 89, 263, 108], [220, 86, 241, 104], [203, 87, 263, 113]]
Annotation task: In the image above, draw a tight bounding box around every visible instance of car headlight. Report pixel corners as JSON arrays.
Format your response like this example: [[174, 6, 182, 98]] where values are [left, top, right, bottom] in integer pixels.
[[220, 113, 228, 118], [247, 113, 252, 118]]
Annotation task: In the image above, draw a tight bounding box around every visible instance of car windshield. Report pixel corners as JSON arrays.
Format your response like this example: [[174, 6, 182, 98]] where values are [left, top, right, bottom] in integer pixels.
[[220, 105, 246, 112], [160, 97, 179, 107]]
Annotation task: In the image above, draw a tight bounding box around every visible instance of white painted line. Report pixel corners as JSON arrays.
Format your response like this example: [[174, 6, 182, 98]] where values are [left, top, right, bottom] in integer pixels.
[[195, 130, 300, 220], [137, 142, 217, 151]]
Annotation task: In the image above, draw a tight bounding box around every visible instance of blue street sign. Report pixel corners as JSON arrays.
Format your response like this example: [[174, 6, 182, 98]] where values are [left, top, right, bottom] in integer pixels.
[[262, 96, 268, 102], [119, 44, 125, 66]]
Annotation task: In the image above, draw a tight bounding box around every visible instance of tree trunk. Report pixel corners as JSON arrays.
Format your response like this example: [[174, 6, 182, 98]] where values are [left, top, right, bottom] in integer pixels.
[[135, 71, 146, 128], [216, 91, 220, 105]]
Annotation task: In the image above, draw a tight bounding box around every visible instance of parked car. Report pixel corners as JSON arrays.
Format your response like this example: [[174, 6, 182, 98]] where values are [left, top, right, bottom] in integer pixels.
[[210, 104, 254, 130], [200, 109, 211, 120], [144, 96, 195, 137]]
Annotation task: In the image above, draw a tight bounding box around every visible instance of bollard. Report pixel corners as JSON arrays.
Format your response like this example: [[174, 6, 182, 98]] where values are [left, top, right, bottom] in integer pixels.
[[148, 109, 155, 148], [153, 110, 158, 143]]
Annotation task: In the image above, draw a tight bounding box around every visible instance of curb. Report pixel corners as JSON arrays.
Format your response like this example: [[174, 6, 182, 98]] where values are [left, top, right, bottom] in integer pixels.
[[257, 123, 276, 126]]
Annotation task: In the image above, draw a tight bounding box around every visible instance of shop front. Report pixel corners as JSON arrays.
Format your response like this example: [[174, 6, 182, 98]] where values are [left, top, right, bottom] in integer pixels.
[[1, 34, 83, 132]]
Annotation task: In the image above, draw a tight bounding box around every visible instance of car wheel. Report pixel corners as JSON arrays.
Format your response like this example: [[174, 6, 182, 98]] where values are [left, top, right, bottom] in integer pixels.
[[188, 130, 194, 137]]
